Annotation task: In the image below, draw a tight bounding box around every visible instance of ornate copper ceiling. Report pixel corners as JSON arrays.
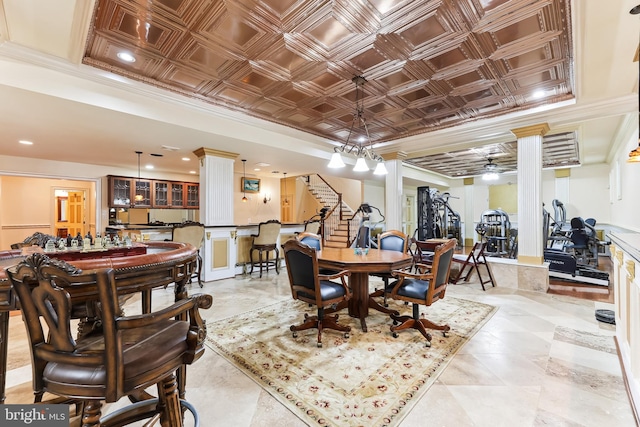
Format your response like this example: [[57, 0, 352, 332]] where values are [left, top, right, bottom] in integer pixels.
[[83, 0, 575, 154], [405, 131, 580, 178]]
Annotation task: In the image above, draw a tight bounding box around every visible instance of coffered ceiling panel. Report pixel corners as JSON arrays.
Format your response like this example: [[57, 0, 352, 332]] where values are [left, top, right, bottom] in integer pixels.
[[405, 131, 580, 178], [83, 0, 575, 153]]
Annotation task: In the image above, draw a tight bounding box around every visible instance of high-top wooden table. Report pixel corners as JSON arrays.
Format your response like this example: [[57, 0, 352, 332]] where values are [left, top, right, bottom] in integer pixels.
[[317, 247, 413, 332], [0, 241, 197, 404]]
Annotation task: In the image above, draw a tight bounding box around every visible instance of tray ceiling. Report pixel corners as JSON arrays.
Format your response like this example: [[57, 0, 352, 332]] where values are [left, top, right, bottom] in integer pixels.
[[83, 0, 576, 177]]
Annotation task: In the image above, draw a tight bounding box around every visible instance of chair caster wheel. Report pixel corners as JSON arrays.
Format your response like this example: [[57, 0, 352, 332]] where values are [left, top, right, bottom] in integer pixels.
[[384, 303, 389, 308], [344, 333, 350, 339], [425, 341, 431, 347], [292, 332, 298, 338], [442, 331, 448, 337], [317, 342, 322, 348], [392, 332, 398, 338]]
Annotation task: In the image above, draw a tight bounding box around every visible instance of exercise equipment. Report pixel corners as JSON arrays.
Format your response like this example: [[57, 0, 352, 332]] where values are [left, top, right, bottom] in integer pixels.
[[351, 203, 385, 249], [542, 204, 609, 286], [475, 209, 514, 257], [416, 186, 461, 245]]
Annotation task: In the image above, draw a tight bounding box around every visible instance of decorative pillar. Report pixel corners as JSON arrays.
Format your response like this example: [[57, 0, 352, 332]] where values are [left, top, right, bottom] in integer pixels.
[[383, 152, 406, 231], [463, 177, 475, 248], [511, 123, 549, 265], [193, 148, 239, 282], [193, 148, 238, 225]]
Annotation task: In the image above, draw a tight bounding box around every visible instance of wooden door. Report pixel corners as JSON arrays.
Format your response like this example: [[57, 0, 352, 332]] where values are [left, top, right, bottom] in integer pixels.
[[67, 191, 85, 237]]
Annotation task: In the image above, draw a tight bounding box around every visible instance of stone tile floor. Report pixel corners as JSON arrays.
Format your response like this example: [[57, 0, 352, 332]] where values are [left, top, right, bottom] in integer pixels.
[[4, 271, 635, 426]]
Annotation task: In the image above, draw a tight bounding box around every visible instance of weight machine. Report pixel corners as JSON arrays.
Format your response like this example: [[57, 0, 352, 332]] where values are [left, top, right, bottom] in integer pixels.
[[475, 209, 514, 257], [416, 186, 462, 245]]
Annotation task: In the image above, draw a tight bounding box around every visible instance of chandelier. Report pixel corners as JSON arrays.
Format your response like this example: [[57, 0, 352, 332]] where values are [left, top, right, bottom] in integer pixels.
[[327, 76, 388, 175]]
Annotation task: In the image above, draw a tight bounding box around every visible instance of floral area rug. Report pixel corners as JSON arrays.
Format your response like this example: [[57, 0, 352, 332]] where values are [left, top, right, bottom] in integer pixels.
[[205, 296, 496, 426]]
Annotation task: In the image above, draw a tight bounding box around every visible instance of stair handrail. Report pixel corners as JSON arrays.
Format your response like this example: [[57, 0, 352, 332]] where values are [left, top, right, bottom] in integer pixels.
[[303, 174, 357, 247]]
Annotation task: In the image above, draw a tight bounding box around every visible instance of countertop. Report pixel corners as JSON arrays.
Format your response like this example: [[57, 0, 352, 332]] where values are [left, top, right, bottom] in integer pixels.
[[107, 224, 174, 230], [608, 232, 640, 263]]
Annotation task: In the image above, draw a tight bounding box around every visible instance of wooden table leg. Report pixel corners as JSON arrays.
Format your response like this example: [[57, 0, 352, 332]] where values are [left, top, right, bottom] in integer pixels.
[[368, 296, 399, 317], [347, 273, 369, 332]]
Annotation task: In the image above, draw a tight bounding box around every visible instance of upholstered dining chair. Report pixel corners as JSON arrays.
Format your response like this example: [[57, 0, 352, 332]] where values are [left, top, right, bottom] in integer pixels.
[[387, 238, 456, 347], [249, 219, 281, 278], [370, 230, 409, 307], [303, 220, 321, 235], [172, 221, 205, 287], [283, 239, 352, 347], [7, 253, 212, 427], [296, 232, 337, 275]]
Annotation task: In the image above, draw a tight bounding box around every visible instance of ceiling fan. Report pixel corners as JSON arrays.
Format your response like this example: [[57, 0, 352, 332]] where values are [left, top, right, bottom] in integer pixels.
[[482, 158, 501, 181]]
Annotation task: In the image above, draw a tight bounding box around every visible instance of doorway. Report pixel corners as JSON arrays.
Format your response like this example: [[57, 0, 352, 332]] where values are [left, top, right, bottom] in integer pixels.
[[54, 189, 85, 239], [404, 195, 416, 236]]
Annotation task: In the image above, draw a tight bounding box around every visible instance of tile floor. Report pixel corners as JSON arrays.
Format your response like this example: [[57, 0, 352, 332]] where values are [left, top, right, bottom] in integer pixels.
[[4, 271, 636, 427]]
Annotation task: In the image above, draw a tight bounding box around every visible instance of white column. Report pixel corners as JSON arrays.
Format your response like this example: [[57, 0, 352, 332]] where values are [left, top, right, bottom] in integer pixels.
[[193, 148, 239, 282], [383, 152, 406, 231], [193, 148, 238, 225], [512, 124, 549, 265], [463, 178, 475, 247]]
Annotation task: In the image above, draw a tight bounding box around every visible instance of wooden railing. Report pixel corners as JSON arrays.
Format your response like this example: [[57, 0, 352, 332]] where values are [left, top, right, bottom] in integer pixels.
[[303, 174, 362, 246]]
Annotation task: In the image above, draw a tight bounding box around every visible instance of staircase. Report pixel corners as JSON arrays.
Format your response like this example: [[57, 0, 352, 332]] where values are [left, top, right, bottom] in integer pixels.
[[303, 174, 361, 248]]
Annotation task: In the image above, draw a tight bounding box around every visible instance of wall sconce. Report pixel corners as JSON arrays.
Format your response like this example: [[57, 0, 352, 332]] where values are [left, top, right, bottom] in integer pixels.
[[262, 193, 271, 204]]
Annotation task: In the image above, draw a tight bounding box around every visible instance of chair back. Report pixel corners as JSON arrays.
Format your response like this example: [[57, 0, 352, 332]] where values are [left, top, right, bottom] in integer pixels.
[[254, 220, 281, 245], [172, 221, 205, 250], [428, 239, 457, 303], [377, 230, 408, 253], [7, 254, 119, 399], [303, 220, 321, 235], [297, 232, 322, 250], [284, 239, 320, 305]]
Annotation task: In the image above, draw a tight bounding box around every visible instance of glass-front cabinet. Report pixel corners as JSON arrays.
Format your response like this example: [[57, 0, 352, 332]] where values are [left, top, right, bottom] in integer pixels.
[[154, 181, 170, 207], [110, 177, 131, 207], [186, 184, 199, 208], [108, 175, 198, 209], [133, 179, 152, 207], [170, 183, 185, 207]]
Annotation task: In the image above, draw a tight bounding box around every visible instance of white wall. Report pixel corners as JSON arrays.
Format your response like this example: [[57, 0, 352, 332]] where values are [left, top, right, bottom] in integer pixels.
[[610, 127, 640, 232], [566, 164, 611, 223], [233, 172, 281, 225]]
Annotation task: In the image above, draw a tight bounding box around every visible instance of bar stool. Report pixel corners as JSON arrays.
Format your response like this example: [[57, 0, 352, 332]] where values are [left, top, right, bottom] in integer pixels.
[[249, 220, 281, 277]]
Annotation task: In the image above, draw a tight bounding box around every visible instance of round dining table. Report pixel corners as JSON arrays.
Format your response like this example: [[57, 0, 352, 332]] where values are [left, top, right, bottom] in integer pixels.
[[317, 247, 413, 332]]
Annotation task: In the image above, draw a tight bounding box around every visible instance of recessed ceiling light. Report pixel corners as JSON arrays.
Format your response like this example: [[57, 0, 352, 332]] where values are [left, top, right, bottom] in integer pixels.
[[254, 168, 261, 171], [182, 157, 190, 161], [145, 165, 154, 169], [255, 162, 270, 167], [18, 140, 33, 145], [117, 52, 136, 63], [532, 90, 545, 99], [189, 170, 196, 174]]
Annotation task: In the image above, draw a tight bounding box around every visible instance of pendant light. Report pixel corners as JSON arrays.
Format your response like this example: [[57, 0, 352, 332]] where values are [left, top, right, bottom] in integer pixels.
[[283, 172, 289, 206], [241, 159, 248, 202], [327, 76, 387, 175], [134, 151, 144, 202]]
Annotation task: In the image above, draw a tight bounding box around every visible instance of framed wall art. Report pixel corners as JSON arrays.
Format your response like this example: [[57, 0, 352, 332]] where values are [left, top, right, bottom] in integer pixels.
[[242, 177, 260, 193]]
